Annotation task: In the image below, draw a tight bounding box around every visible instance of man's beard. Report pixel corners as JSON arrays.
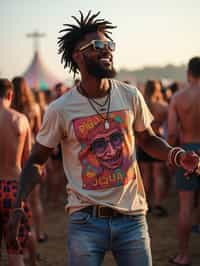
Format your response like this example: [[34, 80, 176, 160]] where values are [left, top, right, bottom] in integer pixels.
[[84, 56, 117, 78]]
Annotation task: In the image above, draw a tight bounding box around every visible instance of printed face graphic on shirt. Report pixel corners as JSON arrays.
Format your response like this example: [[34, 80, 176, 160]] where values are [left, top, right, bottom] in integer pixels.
[[90, 129, 123, 169], [73, 111, 136, 190]]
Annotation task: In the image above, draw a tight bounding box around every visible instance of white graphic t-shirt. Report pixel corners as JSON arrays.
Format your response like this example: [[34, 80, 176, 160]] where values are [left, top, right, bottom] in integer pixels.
[[36, 80, 153, 215]]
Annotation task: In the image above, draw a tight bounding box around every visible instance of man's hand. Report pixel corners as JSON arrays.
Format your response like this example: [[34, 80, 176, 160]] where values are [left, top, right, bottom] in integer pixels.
[[7, 209, 26, 250], [179, 151, 200, 176]]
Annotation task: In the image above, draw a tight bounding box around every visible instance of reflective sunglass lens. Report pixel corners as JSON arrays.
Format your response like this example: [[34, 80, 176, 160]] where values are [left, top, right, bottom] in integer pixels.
[[94, 41, 105, 49], [94, 41, 115, 51]]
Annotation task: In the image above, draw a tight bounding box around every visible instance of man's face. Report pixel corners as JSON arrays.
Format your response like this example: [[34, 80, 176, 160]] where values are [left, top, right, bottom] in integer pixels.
[[78, 32, 117, 78]]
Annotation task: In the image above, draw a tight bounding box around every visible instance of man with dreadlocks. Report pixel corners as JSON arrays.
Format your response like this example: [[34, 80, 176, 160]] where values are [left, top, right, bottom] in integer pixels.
[[7, 11, 200, 266]]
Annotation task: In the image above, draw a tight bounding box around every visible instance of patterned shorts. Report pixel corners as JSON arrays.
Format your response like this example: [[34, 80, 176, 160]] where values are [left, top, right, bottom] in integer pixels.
[[0, 179, 32, 254]]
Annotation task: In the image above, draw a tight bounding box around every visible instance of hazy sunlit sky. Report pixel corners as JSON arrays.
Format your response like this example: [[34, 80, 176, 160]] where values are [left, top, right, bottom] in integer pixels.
[[1, 0, 200, 81]]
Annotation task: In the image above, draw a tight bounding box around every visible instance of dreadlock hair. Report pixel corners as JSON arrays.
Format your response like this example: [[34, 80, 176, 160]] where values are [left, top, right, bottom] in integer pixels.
[[58, 10, 116, 77]]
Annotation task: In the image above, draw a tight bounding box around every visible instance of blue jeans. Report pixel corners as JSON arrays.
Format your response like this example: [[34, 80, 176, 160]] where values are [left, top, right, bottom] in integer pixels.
[[67, 211, 152, 266]]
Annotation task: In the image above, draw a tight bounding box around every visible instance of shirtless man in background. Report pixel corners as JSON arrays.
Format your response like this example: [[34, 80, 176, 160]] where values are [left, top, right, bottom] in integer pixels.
[[0, 79, 37, 266], [168, 57, 200, 266]]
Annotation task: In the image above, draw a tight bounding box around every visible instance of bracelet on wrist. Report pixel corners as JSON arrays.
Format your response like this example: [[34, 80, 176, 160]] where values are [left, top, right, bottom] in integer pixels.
[[174, 149, 185, 167], [168, 147, 185, 167]]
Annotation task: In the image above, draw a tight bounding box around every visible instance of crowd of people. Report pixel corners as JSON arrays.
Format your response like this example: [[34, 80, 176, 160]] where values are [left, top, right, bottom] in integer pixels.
[[0, 10, 200, 266]]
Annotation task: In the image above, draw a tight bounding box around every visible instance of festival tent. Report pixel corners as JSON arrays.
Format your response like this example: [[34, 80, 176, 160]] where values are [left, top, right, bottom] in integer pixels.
[[23, 50, 60, 91]]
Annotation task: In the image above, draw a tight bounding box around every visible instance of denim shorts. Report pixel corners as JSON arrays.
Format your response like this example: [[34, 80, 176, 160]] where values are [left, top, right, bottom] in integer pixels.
[[67, 210, 152, 266]]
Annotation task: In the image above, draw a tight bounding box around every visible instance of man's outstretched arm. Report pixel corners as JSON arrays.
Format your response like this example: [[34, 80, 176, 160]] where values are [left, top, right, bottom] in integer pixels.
[[15, 142, 53, 208], [136, 126, 199, 174], [7, 142, 53, 249], [136, 126, 172, 161]]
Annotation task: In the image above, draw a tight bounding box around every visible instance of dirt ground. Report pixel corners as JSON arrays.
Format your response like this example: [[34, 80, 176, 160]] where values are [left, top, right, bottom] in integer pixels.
[[1, 189, 200, 266]]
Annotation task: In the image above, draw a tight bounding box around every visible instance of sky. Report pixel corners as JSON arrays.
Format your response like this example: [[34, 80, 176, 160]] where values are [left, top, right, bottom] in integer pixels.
[[1, 0, 200, 82]]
